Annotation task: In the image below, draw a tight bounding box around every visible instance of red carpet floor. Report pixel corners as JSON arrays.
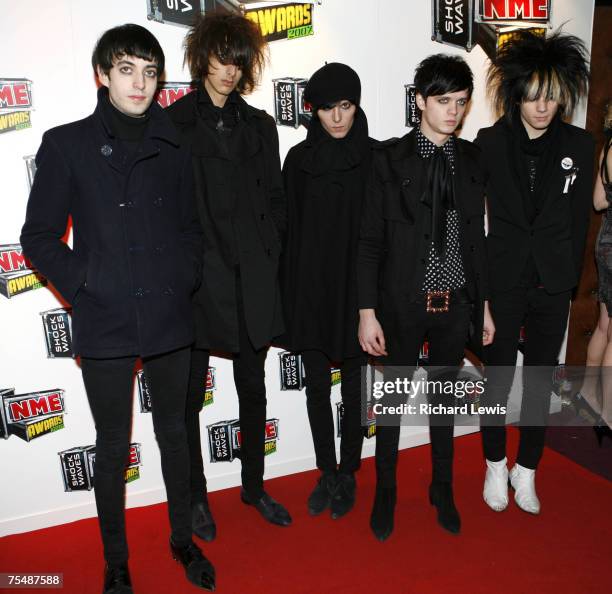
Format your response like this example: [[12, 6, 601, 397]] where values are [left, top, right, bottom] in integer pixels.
[[1, 430, 611, 594]]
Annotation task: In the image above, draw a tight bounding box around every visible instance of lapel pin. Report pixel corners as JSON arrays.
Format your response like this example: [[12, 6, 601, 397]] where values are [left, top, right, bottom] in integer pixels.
[[561, 157, 573, 170], [100, 144, 112, 157]]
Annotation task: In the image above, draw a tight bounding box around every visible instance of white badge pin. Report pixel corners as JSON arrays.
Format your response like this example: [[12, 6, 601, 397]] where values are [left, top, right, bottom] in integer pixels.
[[561, 157, 573, 170]]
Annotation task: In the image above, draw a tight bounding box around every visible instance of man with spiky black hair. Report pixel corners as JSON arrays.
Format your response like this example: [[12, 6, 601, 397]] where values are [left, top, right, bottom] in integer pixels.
[[476, 30, 594, 516]]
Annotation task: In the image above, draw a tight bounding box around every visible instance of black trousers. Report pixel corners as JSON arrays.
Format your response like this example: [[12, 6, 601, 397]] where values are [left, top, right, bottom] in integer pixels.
[[301, 350, 366, 475], [376, 302, 471, 487], [186, 281, 268, 502], [81, 347, 192, 566], [482, 286, 570, 469]]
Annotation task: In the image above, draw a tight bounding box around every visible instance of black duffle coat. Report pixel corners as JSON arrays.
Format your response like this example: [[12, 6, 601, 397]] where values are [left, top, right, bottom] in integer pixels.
[[20, 88, 203, 358]]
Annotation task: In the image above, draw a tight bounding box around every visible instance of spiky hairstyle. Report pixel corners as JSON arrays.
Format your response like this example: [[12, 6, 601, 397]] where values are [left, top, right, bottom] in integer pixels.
[[487, 29, 590, 121]]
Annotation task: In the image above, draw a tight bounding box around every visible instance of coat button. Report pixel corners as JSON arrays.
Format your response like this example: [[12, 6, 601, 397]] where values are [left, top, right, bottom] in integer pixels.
[[100, 144, 112, 157], [134, 288, 145, 297], [163, 286, 174, 296], [260, 213, 266, 220], [125, 201, 134, 208], [154, 197, 164, 207], [402, 179, 411, 187], [154, 245, 164, 254]]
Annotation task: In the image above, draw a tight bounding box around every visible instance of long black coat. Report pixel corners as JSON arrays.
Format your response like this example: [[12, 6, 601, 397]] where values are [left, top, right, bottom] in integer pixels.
[[280, 109, 372, 361], [475, 118, 594, 296], [167, 89, 285, 352], [358, 130, 488, 359], [20, 88, 203, 358]]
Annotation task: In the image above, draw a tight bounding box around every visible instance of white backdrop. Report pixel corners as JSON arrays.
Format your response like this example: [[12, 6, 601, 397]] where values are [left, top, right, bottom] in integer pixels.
[[0, 0, 594, 536]]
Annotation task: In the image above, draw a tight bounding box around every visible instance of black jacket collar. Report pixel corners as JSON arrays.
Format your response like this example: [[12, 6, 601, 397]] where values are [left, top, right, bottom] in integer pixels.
[[94, 86, 179, 146]]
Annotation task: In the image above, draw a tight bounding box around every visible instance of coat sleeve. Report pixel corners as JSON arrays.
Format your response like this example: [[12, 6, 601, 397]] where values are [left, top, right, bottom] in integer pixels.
[[358, 155, 385, 309], [264, 118, 287, 237], [571, 133, 595, 283], [177, 146, 204, 283], [20, 132, 87, 304]]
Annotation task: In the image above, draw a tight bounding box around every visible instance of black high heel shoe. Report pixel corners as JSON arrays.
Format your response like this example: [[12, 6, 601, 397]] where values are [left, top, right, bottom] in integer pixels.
[[594, 418, 612, 446]]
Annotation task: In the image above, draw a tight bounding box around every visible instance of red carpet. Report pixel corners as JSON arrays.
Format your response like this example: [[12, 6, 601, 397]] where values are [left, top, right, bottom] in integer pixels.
[[1, 430, 610, 594]]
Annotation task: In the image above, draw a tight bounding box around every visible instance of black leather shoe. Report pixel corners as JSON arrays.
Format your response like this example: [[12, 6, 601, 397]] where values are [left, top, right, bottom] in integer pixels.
[[103, 563, 133, 594], [308, 471, 337, 516], [370, 485, 396, 542], [330, 472, 356, 519], [170, 539, 215, 591], [429, 481, 461, 534], [192, 498, 216, 542], [240, 489, 292, 526]]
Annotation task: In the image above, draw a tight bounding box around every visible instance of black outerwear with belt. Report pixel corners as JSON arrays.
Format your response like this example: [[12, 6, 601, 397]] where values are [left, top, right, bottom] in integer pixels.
[[357, 129, 488, 360], [20, 87, 203, 359], [166, 86, 285, 352], [475, 117, 595, 296], [279, 107, 373, 361]]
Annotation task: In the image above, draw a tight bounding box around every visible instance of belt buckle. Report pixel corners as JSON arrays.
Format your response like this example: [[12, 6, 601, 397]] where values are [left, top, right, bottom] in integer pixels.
[[426, 290, 450, 314]]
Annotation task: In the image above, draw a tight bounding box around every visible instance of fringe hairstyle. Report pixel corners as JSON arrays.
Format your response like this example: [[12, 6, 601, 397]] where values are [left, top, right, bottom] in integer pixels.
[[487, 29, 590, 121], [184, 12, 266, 94]]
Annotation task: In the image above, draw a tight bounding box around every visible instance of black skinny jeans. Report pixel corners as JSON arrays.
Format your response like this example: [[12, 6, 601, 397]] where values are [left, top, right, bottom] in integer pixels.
[[81, 347, 192, 566], [376, 303, 472, 487], [481, 286, 570, 469], [186, 283, 268, 502], [301, 350, 366, 475]]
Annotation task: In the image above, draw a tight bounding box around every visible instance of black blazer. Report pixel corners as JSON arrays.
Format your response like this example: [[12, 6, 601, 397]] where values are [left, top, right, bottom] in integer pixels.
[[475, 118, 595, 296], [358, 130, 488, 358], [167, 89, 285, 352], [20, 88, 203, 359]]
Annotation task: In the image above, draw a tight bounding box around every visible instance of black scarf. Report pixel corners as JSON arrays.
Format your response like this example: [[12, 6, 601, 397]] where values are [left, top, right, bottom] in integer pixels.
[[509, 111, 561, 223], [300, 107, 370, 178], [421, 145, 455, 257]]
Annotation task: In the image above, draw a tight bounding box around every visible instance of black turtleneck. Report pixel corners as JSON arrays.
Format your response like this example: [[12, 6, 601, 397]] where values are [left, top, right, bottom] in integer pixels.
[[103, 94, 150, 155]]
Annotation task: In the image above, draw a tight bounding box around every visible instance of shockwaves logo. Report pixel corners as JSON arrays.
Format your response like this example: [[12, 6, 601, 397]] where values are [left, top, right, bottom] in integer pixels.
[[432, 0, 474, 51], [0, 388, 66, 442], [58, 443, 142, 491], [41, 308, 73, 358], [156, 81, 194, 108], [207, 418, 279, 462], [273, 77, 311, 129], [146, 0, 205, 28], [0, 78, 33, 134], [405, 84, 420, 128], [138, 366, 215, 413], [336, 401, 376, 439], [0, 243, 46, 299], [245, 2, 314, 41], [279, 351, 305, 390]]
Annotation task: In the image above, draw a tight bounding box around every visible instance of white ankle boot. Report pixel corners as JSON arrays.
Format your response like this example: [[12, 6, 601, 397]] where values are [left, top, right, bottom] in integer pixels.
[[483, 457, 508, 512], [509, 463, 540, 514]]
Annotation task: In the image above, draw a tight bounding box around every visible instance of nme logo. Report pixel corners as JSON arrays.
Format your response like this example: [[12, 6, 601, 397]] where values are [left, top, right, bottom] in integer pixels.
[[9, 392, 63, 422], [479, 0, 549, 21], [156, 82, 194, 108], [0, 245, 31, 274], [0, 79, 32, 109]]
